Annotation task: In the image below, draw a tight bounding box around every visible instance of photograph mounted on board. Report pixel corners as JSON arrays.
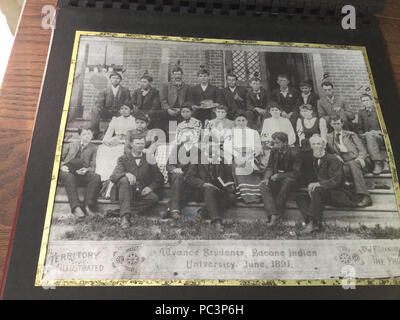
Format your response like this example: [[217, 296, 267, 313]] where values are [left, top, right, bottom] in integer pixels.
[[35, 32, 400, 287]]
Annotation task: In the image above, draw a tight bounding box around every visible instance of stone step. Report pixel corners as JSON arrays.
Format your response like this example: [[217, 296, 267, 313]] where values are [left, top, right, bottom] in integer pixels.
[[51, 201, 400, 228], [55, 185, 397, 209]]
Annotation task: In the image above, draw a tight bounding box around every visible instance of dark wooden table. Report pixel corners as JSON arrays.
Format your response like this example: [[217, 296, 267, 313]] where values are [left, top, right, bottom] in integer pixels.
[[0, 0, 399, 289]]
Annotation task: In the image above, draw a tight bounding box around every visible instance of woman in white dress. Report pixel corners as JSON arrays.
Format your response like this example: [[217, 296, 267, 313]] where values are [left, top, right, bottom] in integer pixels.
[[224, 112, 263, 204], [95, 104, 136, 182], [260, 102, 296, 168]]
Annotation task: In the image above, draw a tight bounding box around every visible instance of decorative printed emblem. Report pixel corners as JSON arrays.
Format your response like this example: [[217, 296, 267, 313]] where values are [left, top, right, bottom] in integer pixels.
[[112, 246, 145, 273], [335, 246, 365, 266]]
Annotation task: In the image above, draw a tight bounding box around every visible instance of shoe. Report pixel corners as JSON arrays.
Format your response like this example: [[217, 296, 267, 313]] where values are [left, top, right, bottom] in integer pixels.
[[159, 209, 170, 219], [267, 215, 280, 227], [299, 220, 320, 235], [212, 221, 224, 233], [85, 205, 97, 217], [171, 210, 182, 220], [121, 215, 132, 229], [372, 161, 383, 175], [382, 161, 390, 174], [72, 207, 86, 220], [357, 195, 372, 207]]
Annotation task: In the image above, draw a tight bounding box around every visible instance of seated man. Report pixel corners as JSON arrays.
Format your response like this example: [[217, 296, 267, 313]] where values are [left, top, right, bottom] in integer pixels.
[[164, 129, 200, 219], [356, 93, 389, 175], [59, 127, 101, 219], [326, 115, 372, 207], [185, 140, 236, 233], [296, 135, 358, 234], [110, 133, 164, 229], [260, 132, 302, 227]]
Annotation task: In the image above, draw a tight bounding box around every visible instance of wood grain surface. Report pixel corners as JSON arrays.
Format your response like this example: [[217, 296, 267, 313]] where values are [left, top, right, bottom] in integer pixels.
[[0, 0, 399, 290]]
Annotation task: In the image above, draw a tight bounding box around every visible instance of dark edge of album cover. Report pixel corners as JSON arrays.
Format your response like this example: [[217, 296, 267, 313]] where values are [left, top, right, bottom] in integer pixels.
[[2, 5, 400, 299]]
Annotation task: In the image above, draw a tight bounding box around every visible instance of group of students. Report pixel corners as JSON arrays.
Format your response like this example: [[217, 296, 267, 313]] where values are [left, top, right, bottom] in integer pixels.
[[58, 63, 389, 234]]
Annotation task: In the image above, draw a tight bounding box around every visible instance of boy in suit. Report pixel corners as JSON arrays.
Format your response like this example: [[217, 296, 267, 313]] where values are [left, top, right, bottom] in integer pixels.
[[246, 72, 270, 130], [356, 93, 389, 175], [186, 65, 220, 125], [110, 133, 164, 229], [129, 71, 162, 129], [218, 71, 247, 119], [270, 74, 299, 127], [294, 80, 319, 117], [317, 81, 354, 131], [90, 72, 131, 138], [185, 140, 236, 233], [160, 62, 189, 131], [260, 132, 302, 226], [326, 115, 372, 207], [59, 128, 101, 219]]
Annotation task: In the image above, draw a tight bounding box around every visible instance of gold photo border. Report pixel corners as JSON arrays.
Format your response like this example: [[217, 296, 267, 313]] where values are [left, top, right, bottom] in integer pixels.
[[35, 31, 400, 287]]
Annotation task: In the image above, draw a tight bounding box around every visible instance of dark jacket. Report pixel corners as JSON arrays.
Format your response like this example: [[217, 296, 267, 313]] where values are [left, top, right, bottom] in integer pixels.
[[311, 153, 344, 189], [185, 162, 234, 190], [264, 147, 302, 181], [110, 151, 164, 192], [294, 92, 320, 116], [160, 82, 189, 110], [219, 86, 248, 119], [95, 85, 131, 114], [61, 141, 98, 172], [166, 144, 201, 174], [271, 87, 299, 114], [186, 84, 220, 106], [356, 108, 381, 134], [246, 87, 270, 112], [129, 87, 161, 116]]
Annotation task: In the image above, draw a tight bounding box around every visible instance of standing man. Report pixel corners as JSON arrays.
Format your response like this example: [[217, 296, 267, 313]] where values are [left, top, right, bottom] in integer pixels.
[[59, 128, 101, 219], [270, 74, 299, 127], [91, 72, 131, 138], [260, 132, 302, 226], [129, 71, 162, 129], [186, 65, 220, 125], [326, 115, 372, 207], [246, 72, 270, 130], [160, 62, 189, 132], [110, 134, 164, 229], [296, 135, 357, 234], [317, 81, 354, 131], [356, 93, 389, 175], [218, 71, 247, 120], [294, 80, 319, 117], [185, 141, 236, 233]]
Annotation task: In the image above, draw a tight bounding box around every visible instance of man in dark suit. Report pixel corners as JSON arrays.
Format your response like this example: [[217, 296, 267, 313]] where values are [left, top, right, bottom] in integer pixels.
[[296, 134, 357, 234], [294, 80, 319, 117], [246, 72, 270, 130], [270, 74, 299, 127], [317, 81, 354, 131], [59, 128, 101, 219], [164, 129, 200, 219], [218, 72, 247, 120], [90, 72, 131, 138], [260, 132, 302, 226], [186, 65, 220, 125], [129, 71, 162, 129], [184, 141, 235, 233], [160, 63, 189, 132], [110, 133, 164, 229], [356, 93, 389, 175], [326, 115, 372, 207]]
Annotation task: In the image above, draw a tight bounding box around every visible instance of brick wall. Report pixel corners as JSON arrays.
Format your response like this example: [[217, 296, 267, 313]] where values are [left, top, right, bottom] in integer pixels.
[[76, 41, 371, 120], [80, 43, 225, 119], [319, 51, 370, 111]]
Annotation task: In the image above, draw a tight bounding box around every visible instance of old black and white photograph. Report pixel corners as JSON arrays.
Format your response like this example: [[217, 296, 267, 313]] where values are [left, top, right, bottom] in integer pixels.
[[36, 32, 400, 285]]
